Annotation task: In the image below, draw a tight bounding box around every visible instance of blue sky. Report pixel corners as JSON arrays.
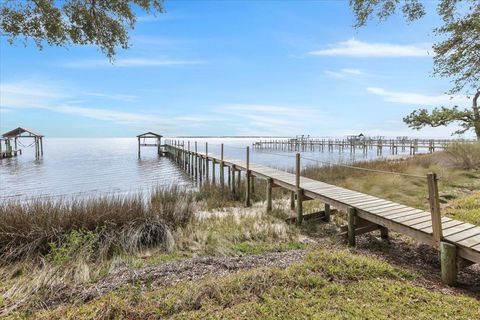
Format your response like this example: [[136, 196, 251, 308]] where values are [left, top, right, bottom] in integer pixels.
[[0, 1, 474, 138]]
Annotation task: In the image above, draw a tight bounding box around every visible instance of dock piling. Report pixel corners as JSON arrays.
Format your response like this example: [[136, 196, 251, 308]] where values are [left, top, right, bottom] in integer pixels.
[[266, 178, 273, 212], [220, 144, 224, 187], [324, 203, 330, 222], [347, 207, 356, 247], [245, 146, 251, 207], [295, 153, 303, 225], [427, 173, 443, 247], [440, 241, 458, 286]]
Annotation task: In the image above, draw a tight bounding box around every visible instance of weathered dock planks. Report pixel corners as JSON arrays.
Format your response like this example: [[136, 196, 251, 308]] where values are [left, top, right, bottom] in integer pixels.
[[165, 141, 480, 286]]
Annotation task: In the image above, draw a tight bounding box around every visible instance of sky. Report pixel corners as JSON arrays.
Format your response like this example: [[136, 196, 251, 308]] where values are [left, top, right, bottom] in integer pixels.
[[0, 1, 475, 138]]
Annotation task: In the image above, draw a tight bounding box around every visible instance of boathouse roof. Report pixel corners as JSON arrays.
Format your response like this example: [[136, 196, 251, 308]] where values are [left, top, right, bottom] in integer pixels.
[[2, 127, 44, 138], [137, 132, 163, 138]]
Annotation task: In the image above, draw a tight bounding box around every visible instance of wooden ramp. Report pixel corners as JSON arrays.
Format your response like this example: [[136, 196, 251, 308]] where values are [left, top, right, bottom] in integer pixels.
[[165, 143, 480, 284]]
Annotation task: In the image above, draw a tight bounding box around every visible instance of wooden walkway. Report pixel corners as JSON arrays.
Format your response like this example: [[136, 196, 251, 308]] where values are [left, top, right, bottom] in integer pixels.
[[165, 142, 479, 285]]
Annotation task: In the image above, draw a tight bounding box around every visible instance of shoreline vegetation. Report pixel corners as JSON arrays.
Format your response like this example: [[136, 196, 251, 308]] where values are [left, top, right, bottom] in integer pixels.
[[1, 142, 479, 319]]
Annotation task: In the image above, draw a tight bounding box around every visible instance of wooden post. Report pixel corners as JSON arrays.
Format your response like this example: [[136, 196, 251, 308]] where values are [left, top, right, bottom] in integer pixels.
[[35, 137, 39, 158], [199, 156, 203, 182], [347, 207, 356, 247], [231, 165, 236, 194], [182, 144, 185, 170], [290, 191, 295, 210], [194, 142, 198, 180], [187, 142, 191, 174], [440, 241, 457, 286], [266, 178, 273, 212], [380, 226, 389, 240], [427, 173, 443, 247], [245, 146, 251, 207], [40, 137, 43, 156], [295, 153, 303, 225], [237, 169, 241, 191], [212, 159, 216, 184], [220, 143, 224, 187], [324, 203, 330, 222], [227, 164, 231, 187], [205, 142, 209, 180]]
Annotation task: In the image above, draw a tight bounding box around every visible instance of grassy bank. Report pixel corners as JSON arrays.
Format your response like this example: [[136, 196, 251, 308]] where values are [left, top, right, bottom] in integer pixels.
[[1, 143, 479, 318], [0, 184, 300, 314], [16, 249, 480, 320]]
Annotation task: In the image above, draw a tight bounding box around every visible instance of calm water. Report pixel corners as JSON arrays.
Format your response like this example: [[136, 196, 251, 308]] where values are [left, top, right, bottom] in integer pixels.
[[0, 138, 408, 201]]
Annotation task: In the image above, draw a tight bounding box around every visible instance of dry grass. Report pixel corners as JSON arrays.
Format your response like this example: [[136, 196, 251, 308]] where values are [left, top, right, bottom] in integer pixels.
[[0, 183, 299, 314], [444, 141, 480, 170], [176, 202, 298, 256], [0, 186, 194, 265], [302, 150, 480, 225], [24, 248, 480, 320]]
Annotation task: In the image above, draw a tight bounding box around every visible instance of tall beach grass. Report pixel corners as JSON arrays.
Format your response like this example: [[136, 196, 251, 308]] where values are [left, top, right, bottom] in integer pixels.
[[0, 186, 194, 265]]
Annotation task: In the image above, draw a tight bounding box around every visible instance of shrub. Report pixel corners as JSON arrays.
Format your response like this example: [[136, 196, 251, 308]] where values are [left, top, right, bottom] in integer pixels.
[[444, 141, 480, 170]]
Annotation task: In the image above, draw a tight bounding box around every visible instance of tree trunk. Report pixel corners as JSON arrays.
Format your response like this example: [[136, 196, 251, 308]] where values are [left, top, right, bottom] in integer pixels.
[[473, 90, 480, 140]]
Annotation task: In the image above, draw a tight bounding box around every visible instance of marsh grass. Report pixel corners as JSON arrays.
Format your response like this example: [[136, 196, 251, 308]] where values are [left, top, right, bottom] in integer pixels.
[[0, 183, 299, 314], [0, 186, 194, 265]]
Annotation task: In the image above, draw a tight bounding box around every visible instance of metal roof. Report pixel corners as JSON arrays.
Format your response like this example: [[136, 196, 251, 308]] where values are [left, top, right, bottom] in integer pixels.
[[137, 132, 163, 138], [2, 127, 44, 138]]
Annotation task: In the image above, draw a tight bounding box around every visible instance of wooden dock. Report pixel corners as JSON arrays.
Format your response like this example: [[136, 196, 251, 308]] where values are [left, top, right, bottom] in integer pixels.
[[252, 137, 477, 155], [164, 141, 479, 286]]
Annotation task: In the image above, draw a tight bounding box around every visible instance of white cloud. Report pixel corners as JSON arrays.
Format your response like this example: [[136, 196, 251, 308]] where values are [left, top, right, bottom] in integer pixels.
[[54, 105, 166, 125], [0, 80, 168, 126], [217, 103, 338, 135], [366, 87, 470, 106], [81, 91, 138, 102], [61, 58, 206, 68], [222, 104, 312, 115], [1, 81, 341, 136], [309, 38, 431, 57], [0, 80, 227, 133], [324, 68, 370, 78], [174, 115, 226, 122]]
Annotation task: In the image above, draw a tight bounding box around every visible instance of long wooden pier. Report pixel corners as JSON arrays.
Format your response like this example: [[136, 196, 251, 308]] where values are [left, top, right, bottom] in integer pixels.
[[253, 137, 476, 155], [165, 141, 479, 286]]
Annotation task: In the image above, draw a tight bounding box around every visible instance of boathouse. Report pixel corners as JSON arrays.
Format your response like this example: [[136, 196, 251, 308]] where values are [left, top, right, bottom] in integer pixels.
[[1, 127, 44, 158], [137, 132, 165, 157]]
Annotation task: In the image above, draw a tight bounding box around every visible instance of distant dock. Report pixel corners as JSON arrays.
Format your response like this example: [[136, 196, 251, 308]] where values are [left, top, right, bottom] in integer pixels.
[[252, 136, 476, 155]]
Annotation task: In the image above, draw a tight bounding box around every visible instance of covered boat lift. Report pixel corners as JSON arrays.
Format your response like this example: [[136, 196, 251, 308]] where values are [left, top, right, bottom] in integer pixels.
[[1, 127, 44, 158], [137, 132, 165, 157]]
